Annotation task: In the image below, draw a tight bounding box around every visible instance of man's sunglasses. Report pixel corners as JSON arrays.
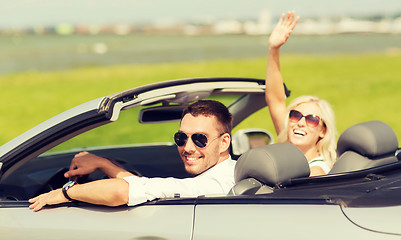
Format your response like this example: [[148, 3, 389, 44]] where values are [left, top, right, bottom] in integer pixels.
[[289, 110, 322, 128], [174, 132, 224, 148]]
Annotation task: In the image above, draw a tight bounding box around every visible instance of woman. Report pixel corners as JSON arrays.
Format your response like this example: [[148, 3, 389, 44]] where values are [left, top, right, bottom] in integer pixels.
[[265, 11, 337, 176]]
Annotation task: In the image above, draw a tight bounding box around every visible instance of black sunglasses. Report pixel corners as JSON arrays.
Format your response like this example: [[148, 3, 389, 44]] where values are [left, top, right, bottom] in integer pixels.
[[289, 110, 321, 128], [174, 132, 224, 148]]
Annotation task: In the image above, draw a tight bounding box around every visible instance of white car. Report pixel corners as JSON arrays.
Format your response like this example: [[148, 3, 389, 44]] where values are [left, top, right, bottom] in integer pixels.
[[1, 77, 400, 240]]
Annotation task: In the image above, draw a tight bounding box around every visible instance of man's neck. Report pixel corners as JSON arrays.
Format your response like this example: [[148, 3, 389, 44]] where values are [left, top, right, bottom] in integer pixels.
[[216, 152, 230, 165]]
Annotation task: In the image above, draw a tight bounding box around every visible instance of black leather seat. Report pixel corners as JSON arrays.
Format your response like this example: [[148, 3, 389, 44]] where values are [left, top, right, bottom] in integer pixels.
[[229, 143, 310, 195], [329, 121, 399, 174]]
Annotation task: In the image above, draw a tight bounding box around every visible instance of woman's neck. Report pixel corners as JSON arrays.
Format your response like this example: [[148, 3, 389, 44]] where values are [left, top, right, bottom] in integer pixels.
[[300, 146, 320, 162]]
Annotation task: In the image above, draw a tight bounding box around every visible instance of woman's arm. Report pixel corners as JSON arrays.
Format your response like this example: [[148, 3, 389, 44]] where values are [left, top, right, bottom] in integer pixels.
[[265, 11, 299, 135]]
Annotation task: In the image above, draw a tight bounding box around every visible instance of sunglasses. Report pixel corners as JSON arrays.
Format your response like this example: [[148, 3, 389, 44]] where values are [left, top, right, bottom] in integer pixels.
[[174, 132, 224, 148], [289, 110, 322, 128]]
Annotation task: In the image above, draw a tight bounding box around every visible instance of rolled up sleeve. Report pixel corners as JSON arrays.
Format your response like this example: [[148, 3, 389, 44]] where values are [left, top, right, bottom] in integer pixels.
[[123, 176, 148, 206]]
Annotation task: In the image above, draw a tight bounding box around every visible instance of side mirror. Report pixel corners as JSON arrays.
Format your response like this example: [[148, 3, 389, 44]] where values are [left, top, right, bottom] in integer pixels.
[[231, 128, 274, 156]]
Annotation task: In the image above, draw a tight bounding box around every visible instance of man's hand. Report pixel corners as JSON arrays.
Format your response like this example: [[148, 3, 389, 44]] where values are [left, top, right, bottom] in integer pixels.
[[268, 11, 299, 49], [29, 189, 69, 212], [64, 151, 106, 179], [65, 151, 133, 179]]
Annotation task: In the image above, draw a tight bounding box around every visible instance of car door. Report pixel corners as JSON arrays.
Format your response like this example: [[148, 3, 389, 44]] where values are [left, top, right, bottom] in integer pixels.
[[1, 200, 195, 240], [191, 197, 401, 240]]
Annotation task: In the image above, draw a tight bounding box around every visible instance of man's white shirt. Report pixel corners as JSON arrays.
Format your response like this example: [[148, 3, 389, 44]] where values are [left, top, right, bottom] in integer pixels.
[[123, 156, 236, 206]]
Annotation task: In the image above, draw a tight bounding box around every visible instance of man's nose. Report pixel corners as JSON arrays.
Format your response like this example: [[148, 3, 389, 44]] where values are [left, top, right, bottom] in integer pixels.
[[184, 137, 197, 152]]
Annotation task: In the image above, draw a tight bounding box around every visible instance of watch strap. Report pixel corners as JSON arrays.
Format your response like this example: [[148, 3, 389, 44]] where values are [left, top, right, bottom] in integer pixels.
[[62, 187, 73, 201], [62, 181, 76, 201]]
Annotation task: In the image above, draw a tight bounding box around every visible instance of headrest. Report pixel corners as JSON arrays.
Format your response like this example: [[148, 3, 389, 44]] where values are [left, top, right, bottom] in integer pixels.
[[329, 151, 398, 174], [337, 121, 399, 157], [234, 143, 310, 186]]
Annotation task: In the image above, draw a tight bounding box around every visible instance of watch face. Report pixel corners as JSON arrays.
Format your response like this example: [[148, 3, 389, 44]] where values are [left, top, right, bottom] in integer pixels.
[[63, 180, 76, 190]]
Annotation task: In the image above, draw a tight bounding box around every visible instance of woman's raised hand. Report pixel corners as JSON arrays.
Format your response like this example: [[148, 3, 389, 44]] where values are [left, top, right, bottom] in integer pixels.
[[268, 11, 300, 49]]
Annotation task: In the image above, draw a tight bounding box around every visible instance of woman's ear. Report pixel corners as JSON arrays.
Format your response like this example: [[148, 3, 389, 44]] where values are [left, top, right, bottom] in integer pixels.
[[319, 125, 327, 139]]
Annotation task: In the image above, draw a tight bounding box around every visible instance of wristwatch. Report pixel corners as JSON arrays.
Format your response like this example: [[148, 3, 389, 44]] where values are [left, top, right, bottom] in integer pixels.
[[62, 180, 76, 201]]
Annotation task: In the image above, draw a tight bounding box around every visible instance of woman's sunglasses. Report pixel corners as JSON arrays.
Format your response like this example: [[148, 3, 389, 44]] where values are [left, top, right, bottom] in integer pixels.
[[174, 132, 224, 148], [289, 110, 321, 128]]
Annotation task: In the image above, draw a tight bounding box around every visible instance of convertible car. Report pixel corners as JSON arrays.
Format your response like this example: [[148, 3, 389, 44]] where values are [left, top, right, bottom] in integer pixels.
[[1, 77, 401, 239]]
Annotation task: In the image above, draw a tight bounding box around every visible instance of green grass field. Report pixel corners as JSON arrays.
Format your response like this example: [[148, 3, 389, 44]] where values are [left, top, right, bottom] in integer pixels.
[[1, 53, 401, 150]]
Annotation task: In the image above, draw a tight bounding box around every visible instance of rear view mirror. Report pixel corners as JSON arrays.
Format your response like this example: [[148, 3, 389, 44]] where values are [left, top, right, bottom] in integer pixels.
[[232, 128, 274, 155], [139, 105, 186, 124]]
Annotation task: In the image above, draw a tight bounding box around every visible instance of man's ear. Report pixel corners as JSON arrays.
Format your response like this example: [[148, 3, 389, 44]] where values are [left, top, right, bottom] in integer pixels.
[[220, 133, 231, 153]]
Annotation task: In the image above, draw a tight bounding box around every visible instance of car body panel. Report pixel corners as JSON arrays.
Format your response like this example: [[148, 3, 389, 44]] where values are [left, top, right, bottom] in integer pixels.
[[342, 206, 401, 235], [0, 203, 194, 240], [192, 204, 401, 240]]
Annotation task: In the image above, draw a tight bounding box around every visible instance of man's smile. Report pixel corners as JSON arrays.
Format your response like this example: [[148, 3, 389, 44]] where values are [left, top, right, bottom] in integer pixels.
[[184, 155, 202, 164]]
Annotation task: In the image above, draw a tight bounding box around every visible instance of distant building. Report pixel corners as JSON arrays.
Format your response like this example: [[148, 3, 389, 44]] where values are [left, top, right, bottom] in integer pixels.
[[391, 17, 401, 33], [212, 20, 243, 34], [55, 23, 75, 35], [295, 18, 334, 35]]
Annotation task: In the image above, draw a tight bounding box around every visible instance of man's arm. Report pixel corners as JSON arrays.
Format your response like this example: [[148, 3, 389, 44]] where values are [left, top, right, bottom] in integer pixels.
[[29, 178, 129, 212], [64, 152, 134, 179]]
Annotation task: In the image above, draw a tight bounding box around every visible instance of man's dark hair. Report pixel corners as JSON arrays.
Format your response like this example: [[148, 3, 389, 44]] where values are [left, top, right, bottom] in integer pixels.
[[182, 100, 233, 134]]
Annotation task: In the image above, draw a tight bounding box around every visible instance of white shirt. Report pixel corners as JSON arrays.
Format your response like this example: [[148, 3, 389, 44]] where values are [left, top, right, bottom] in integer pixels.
[[123, 156, 236, 206], [309, 156, 331, 174]]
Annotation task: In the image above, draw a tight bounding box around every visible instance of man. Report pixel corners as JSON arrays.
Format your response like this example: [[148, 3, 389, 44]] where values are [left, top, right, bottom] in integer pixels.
[[29, 100, 235, 211]]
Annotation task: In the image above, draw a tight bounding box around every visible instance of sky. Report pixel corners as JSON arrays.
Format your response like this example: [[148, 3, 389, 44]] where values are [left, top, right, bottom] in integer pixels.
[[1, 0, 401, 28]]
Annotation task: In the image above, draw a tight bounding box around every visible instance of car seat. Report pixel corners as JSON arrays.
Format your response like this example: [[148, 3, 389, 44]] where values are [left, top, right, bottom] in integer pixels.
[[329, 120, 399, 174], [229, 143, 310, 195]]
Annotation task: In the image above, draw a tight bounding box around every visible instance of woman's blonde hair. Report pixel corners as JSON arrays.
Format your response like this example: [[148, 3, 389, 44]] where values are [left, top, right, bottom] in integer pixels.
[[277, 95, 337, 167]]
